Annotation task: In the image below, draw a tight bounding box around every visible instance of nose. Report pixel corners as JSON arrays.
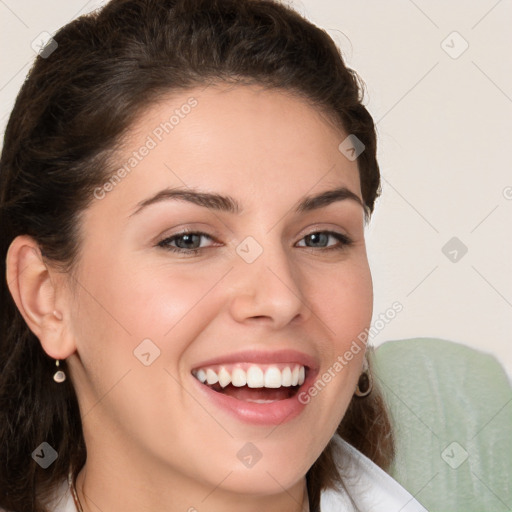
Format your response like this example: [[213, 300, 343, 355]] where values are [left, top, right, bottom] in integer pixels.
[[228, 241, 310, 329]]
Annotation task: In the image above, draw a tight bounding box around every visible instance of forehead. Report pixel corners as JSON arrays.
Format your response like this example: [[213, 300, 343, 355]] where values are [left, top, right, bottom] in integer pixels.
[[94, 83, 362, 217]]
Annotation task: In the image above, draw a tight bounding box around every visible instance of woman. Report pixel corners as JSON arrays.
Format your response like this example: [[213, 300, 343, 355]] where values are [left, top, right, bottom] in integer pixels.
[[0, 0, 427, 511]]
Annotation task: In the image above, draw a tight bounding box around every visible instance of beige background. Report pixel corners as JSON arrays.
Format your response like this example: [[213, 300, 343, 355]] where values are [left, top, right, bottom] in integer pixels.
[[1, 0, 511, 375]]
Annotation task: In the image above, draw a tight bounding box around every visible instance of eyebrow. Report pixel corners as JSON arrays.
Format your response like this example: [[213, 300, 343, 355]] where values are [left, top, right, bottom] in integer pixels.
[[129, 186, 364, 217]]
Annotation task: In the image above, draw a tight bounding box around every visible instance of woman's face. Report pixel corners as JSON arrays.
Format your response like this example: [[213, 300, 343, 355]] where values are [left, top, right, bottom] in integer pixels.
[[65, 84, 373, 503]]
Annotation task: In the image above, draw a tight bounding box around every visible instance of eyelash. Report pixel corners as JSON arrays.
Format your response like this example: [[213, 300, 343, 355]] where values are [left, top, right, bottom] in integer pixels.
[[156, 229, 354, 255]]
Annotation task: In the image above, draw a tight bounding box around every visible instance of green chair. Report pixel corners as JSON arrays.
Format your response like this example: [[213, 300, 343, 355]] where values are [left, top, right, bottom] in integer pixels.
[[373, 338, 512, 512]]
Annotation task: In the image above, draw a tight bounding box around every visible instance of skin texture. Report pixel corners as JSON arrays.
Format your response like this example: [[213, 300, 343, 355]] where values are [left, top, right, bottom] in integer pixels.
[[7, 84, 373, 512]]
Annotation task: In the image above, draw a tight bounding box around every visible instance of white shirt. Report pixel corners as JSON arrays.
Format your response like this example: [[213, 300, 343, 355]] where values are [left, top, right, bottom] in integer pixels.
[[320, 436, 427, 511], [48, 436, 427, 512]]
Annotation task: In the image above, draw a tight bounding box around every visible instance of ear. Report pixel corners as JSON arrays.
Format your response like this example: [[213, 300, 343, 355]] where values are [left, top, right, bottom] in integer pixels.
[[6, 235, 76, 359]]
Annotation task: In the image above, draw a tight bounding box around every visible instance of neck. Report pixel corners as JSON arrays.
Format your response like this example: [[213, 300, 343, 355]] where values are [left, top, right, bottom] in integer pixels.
[[75, 454, 310, 512]]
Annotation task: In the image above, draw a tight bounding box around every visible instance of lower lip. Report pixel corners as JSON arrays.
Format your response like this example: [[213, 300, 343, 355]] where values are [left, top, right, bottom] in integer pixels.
[[192, 371, 317, 426]]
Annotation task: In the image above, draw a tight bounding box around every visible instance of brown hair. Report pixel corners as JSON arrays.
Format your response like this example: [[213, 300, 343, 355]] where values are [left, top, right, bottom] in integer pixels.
[[0, 1, 392, 510]]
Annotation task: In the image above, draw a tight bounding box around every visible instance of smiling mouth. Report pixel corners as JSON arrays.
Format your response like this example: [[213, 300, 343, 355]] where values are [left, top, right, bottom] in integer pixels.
[[192, 363, 307, 403]]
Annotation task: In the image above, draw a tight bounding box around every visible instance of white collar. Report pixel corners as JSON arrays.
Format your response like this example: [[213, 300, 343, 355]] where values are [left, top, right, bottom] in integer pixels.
[[50, 436, 427, 512], [320, 436, 427, 511]]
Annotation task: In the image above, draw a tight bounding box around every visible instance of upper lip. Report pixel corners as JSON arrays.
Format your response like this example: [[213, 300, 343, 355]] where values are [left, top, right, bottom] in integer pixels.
[[191, 349, 319, 371]]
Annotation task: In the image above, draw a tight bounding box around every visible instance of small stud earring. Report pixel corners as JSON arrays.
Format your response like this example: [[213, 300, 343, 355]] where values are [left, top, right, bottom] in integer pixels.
[[53, 359, 66, 383]]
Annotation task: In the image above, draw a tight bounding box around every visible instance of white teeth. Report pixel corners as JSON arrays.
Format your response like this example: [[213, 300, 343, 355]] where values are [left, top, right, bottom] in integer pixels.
[[298, 366, 305, 386], [247, 366, 265, 388], [206, 369, 219, 385], [264, 367, 282, 388], [245, 398, 277, 404], [196, 369, 207, 383], [231, 367, 247, 387], [218, 367, 231, 388], [281, 367, 292, 387], [291, 366, 300, 386], [194, 364, 307, 389]]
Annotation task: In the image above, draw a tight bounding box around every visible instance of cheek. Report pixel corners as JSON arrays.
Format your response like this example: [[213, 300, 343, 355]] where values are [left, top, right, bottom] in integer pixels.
[[300, 258, 372, 420], [309, 258, 373, 351], [72, 252, 228, 365], [118, 259, 229, 342]]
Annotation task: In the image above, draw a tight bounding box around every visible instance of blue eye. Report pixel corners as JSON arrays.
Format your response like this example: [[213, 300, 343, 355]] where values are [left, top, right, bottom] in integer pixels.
[[296, 231, 353, 250], [157, 230, 353, 255], [157, 232, 215, 254]]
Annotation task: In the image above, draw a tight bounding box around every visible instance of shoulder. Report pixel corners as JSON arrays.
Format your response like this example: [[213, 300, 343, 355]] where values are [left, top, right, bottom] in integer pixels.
[[320, 436, 428, 512]]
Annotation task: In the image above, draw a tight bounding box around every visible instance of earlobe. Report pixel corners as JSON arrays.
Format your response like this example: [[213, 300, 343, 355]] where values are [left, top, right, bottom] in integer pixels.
[[6, 235, 76, 359]]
